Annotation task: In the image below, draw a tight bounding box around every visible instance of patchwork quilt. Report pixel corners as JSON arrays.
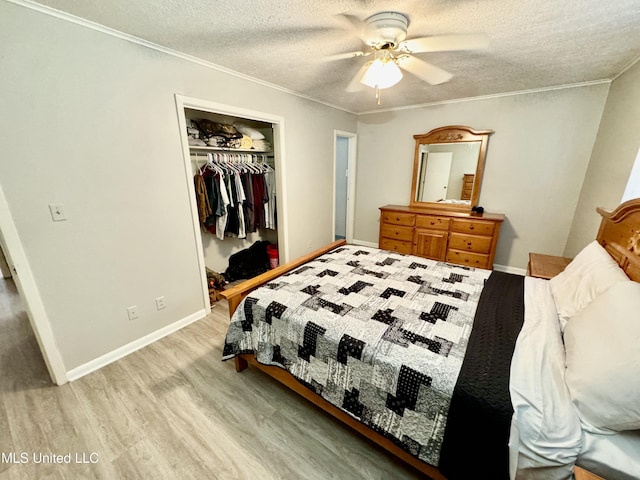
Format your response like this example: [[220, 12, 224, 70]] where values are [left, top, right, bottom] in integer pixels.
[[222, 245, 492, 466]]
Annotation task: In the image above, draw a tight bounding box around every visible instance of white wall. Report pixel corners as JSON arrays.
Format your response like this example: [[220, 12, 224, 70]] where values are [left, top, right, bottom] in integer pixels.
[[565, 61, 640, 256], [354, 85, 609, 269], [0, 1, 356, 373]]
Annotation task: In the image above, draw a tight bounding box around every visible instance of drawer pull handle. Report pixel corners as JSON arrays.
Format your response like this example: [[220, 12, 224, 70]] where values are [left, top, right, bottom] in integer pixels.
[[470, 225, 475, 230], [396, 217, 400, 221]]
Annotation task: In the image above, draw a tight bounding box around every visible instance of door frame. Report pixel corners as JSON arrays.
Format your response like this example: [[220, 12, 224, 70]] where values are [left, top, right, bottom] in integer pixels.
[[175, 95, 288, 312], [0, 184, 67, 384], [333, 130, 357, 243]]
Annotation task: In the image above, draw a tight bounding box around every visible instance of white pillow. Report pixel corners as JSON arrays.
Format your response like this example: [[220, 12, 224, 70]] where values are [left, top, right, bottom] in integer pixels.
[[233, 123, 265, 140], [564, 280, 640, 433], [549, 240, 629, 330]]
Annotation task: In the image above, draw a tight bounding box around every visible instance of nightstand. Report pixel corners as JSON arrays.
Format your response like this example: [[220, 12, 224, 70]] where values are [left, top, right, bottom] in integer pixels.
[[528, 253, 572, 279], [574, 466, 605, 480]]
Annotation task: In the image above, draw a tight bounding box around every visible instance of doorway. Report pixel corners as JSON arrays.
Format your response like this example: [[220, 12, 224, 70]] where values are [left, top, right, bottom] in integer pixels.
[[0, 185, 67, 384], [419, 152, 453, 202], [334, 131, 357, 242]]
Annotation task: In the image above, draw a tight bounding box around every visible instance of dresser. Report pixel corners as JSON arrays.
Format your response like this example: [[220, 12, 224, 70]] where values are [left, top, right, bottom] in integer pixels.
[[460, 174, 475, 200], [379, 205, 505, 269]]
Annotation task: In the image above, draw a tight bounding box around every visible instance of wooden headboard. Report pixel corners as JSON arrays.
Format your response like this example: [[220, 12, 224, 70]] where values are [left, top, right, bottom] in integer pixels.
[[596, 198, 640, 282]]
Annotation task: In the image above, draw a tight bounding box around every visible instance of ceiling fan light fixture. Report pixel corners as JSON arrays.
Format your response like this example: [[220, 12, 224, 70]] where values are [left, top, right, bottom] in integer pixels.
[[360, 57, 403, 89], [363, 12, 409, 48]]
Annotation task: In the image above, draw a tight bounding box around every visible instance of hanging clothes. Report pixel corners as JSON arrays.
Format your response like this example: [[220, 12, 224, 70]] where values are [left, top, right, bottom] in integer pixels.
[[194, 172, 212, 224], [225, 171, 240, 236], [233, 172, 247, 239], [264, 166, 276, 229], [201, 170, 221, 232], [241, 172, 253, 233], [215, 172, 230, 240], [252, 172, 266, 230], [193, 154, 276, 240]]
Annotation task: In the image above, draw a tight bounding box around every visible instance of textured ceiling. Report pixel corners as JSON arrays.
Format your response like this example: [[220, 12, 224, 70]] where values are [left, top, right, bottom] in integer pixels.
[[31, 0, 640, 113]]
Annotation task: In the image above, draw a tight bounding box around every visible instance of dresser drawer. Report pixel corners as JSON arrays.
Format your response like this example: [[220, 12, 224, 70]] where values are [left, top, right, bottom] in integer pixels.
[[380, 224, 414, 242], [448, 232, 492, 254], [380, 238, 413, 254], [450, 219, 495, 236], [415, 215, 450, 231], [381, 211, 415, 227], [446, 250, 490, 269]]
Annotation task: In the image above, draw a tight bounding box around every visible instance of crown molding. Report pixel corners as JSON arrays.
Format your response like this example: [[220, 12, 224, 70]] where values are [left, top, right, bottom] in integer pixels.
[[7, 0, 357, 115], [357, 79, 612, 116]]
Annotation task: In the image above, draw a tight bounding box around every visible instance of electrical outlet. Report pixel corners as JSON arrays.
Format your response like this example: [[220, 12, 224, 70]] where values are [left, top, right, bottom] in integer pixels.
[[48, 203, 67, 222], [155, 296, 166, 310], [127, 305, 139, 320]]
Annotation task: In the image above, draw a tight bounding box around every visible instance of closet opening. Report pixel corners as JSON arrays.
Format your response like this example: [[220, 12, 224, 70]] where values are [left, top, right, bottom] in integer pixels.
[[175, 96, 287, 312]]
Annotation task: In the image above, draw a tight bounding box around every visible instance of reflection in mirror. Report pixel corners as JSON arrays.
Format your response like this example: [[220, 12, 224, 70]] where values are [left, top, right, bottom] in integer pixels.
[[410, 126, 493, 212], [415, 142, 481, 203]]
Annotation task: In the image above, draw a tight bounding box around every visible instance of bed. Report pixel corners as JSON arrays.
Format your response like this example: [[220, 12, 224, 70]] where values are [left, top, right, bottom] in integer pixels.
[[220, 199, 640, 480]]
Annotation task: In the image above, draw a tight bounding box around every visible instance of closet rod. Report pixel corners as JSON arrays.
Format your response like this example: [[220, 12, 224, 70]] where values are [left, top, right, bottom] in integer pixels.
[[190, 153, 270, 161]]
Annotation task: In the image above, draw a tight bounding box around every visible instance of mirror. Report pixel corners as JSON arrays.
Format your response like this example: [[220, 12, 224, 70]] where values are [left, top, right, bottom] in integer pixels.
[[409, 125, 493, 211]]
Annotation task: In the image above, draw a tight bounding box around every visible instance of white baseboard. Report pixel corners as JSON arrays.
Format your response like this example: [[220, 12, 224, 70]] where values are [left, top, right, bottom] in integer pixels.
[[66, 309, 207, 382], [350, 238, 378, 248], [494, 264, 527, 276]]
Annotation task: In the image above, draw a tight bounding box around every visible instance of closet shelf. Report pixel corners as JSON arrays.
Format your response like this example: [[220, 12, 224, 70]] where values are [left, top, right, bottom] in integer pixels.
[[189, 146, 272, 154]]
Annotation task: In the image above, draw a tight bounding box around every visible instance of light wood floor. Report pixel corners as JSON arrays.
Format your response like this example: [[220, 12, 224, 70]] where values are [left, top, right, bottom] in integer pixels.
[[0, 278, 423, 479]]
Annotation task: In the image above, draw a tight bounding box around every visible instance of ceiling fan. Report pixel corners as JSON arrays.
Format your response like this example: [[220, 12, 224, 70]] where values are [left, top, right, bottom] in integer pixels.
[[327, 12, 488, 102]]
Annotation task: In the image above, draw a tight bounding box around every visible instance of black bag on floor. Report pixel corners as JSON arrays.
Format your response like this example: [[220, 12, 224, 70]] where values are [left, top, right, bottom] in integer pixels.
[[223, 240, 271, 282]]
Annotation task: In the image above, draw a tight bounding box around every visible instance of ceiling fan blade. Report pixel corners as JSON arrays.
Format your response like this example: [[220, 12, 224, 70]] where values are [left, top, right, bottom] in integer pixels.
[[346, 62, 371, 92], [322, 50, 368, 62], [397, 55, 453, 85], [400, 34, 489, 54]]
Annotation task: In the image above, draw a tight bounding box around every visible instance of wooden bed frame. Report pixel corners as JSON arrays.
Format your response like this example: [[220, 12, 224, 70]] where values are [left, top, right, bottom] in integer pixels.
[[220, 199, 640, 479], [220, 239, 445, 479]]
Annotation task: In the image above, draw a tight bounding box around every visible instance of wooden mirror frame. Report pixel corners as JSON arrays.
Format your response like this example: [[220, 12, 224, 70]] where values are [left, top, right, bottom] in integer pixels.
[[409, 125, 494, 211]]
